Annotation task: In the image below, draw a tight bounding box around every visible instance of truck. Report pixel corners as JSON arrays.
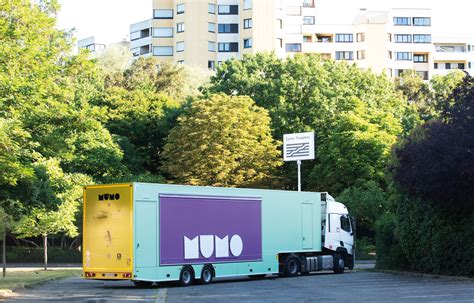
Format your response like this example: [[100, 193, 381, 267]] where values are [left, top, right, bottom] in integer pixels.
[[83, 183, 355, 286]]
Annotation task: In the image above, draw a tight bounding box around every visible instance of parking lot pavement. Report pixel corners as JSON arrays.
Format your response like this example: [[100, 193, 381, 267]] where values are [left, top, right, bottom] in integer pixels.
[[4, 269, 473, 303]]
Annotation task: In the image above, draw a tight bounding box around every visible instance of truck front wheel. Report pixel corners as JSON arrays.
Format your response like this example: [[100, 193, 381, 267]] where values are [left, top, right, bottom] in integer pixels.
[[333, 253, 345, 274]]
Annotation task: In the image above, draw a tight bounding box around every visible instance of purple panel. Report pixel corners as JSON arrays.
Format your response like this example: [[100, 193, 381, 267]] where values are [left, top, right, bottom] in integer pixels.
[[159, 195, 262, 265]]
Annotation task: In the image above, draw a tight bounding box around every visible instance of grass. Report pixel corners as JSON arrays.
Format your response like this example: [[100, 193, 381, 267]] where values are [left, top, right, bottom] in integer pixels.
[[0, 269, 81, 296]]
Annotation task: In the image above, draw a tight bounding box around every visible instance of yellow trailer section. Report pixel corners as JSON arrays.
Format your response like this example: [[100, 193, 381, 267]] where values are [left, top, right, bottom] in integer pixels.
[[83, 184, 133, 280]]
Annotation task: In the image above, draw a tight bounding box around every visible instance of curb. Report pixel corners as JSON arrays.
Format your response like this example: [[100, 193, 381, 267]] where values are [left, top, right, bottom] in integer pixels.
[[373, 269, 474, 282]]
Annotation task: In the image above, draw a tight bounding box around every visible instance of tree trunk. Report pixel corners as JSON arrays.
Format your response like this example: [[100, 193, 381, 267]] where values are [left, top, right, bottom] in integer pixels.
[[2, 229, 6, 277], [43, 235, 48, 271]]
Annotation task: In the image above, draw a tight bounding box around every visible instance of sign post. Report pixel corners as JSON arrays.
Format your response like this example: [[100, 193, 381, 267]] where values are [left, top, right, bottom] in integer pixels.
[[283, 132, 315, 192]]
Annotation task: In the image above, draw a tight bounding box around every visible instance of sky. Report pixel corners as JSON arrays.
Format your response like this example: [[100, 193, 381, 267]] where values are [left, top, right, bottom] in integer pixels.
[[56, 0, 474, 45]]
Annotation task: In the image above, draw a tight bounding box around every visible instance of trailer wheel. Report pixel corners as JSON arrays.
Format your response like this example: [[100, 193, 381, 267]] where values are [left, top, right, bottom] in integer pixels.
[[333, 253, 345, 274], [199, 265, 213, 285], [133, 280, 154, 287], [284, 255, 300, 277], [179, 266, 194, 286]]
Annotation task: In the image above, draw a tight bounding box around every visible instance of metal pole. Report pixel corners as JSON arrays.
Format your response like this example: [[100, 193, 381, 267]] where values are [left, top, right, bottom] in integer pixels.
[[297, 160, 302, 192]]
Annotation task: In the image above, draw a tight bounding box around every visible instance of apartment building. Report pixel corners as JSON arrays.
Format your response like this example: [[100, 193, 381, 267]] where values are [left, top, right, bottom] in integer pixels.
[[130, 1, 474, 79], [78, 36, 106, 54]]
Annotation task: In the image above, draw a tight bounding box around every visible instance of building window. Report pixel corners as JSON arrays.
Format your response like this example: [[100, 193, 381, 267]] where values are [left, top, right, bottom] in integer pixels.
[[413, 17, 430, 26], [177, 60, 184, 64], [208, 22, 215, 33], [335, 51, 354, 60], [153, 46, 173, 56], [176, 3, 185, 14], [436, 45, 466, 52], [434, 63, 438, 69], [244, 38, 252, 48], [218, 42, 238, 52], [393, 17, 411, 26], [417, 71, 429, 80], [218, 23, 238, 34], [218, 5, 238, 15], [395, 52, 412, 61], [446, 63, 451, 69], [176, 23, 185, 33], [154, 9, 173, 19], [243, 0, 252, 10], [335, 34, 353, 43], [459, 63, 465, 69], [387, 68, 393, 77], [413, 54, 428, 63], [469, 62, 472, 69], [413, 34, 431, 43], [388, 51, 392, 59], [153, 27, 173, 38], [395, 69, 405, 77], [285, 43, 301, 52], [176, 41, 184, 52], [208, 60, 215, 70], [244, 18, 252, 29], [208, 41, 216, 52], [303, 35, 312, 43], [387, 33, 392, 42], [357, 50, 366, 60], [303, 16, 315, 25], [208, 4, 215, 14], [317, 34, 332, 42], [303, 0, 315, 7], [356, 33, 365, 42], [394, 34, 412, 43]]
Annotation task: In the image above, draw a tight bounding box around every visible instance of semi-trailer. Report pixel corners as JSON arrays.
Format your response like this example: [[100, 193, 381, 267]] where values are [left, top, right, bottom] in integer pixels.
[[83, 183, 355, 286]]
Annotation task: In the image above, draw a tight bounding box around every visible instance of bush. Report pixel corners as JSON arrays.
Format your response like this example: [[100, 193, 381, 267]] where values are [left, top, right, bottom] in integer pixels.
[[6, 246, 81, 263], [375, 212, 407, 269], [376, 192, 474, 277], [355, 237, 376, 260]]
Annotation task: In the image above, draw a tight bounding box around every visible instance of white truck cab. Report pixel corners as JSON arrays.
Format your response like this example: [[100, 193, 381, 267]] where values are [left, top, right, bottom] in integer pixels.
[[321, 193, 356, 271]]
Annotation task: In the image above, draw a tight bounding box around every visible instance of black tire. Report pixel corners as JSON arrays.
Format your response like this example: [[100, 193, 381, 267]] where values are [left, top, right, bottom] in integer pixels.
[[248, 274, 266, 279], [348, 256, 355, 270], [284, 255, 300, 277], [333, 253, 345, 274], [133, 280, 154, 287], [200, 265, 213, 285], [179, 266, 194, 286]]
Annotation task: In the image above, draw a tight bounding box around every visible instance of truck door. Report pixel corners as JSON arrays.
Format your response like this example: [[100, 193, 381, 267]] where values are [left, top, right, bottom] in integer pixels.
[[339, 215, 353, 254], [301, 203, 313, 249]]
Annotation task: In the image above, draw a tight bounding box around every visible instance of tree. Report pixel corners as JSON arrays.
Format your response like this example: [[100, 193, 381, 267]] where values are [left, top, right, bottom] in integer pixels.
[[161, 94, 282, 187], [0, 207, 13, 277], [209, 53, 412, 194], [14, 158, 91, 270], [393, 75, 474, 211], [337, 181, 389, 238]]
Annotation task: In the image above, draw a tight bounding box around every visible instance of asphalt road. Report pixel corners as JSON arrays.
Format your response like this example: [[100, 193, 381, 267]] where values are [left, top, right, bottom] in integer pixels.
[[4, 269, 473, 303]]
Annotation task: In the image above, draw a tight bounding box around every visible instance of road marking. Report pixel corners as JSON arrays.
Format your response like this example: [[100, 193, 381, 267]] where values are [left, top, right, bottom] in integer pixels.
[[155, 288, 168, 303]]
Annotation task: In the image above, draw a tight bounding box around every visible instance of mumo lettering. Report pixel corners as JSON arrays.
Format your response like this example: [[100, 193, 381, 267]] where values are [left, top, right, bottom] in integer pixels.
[[184, 235, 243, 259], [98, 193, 120, 201]]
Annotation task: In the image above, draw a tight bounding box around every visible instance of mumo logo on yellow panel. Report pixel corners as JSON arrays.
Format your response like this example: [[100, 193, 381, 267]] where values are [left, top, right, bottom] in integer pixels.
[[98, 193, 121, 201]]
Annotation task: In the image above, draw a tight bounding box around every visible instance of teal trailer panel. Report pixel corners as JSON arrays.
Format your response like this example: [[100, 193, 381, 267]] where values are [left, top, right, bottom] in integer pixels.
[[132, 183, 321, 282]]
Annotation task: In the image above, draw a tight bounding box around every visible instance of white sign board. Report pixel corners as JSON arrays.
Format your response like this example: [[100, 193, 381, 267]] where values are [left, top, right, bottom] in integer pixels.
[[283, 132, 315, 161]]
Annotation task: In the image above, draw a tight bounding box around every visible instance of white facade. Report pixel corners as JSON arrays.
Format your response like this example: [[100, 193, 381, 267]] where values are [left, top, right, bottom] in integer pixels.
[[130, 2, 474, 79]]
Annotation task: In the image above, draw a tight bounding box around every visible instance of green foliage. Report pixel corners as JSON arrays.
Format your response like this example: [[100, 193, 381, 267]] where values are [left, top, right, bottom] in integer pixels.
[[210, 53, 411, 194], [337, 181, 389, 237], [375, 212, 408, 269], [5, 246, 81, 263], [162, 94, 282, 187], [14, 158, 91, 237]]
